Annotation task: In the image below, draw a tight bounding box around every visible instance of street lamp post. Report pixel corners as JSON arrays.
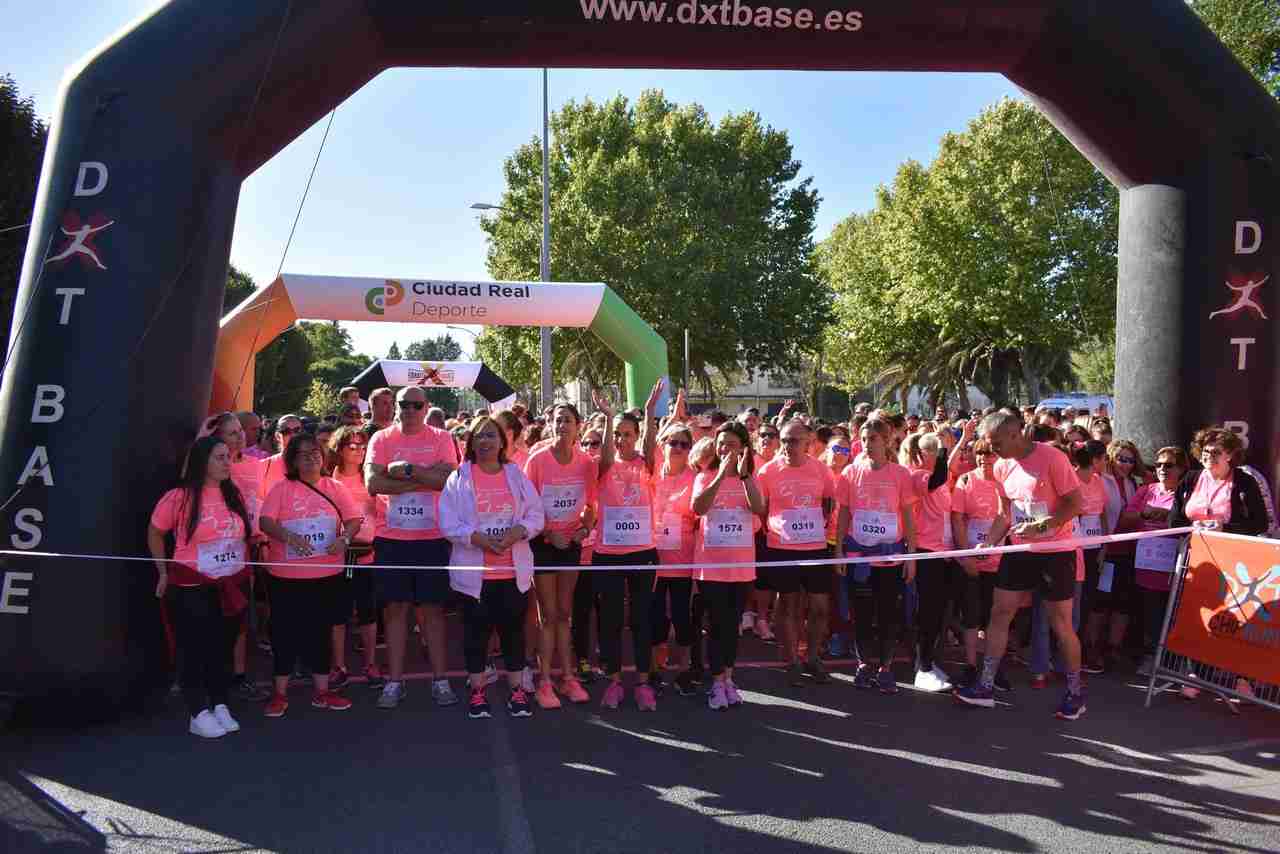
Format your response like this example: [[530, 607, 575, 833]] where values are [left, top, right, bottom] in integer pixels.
[[470, 70, 553, 411]]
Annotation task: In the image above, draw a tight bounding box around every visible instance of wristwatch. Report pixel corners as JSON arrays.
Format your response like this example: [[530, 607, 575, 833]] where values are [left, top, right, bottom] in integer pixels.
[[405, 463, 414, 479], [1035, 519, 1049, 534]]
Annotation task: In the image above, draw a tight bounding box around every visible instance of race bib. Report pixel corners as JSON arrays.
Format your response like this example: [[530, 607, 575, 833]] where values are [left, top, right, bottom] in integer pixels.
[[852, 509, 899, 547], [778, 507, 824, 545], [656, 512, 683, 551], [602, 506, 652, 547], [967, 518, 994, 547], [705, 508, 752, 548], [283, 515, 334, 560], [197, 537, 245, 578], [1097, 561, 1115, 592], [478, 510, 515, 543], [1135, 536, 1179, 572], [1079, 514, 1104, 539], [1012, 500, 1049, 526], [542, 483, 584, 523], [389, 492, 435, 531]]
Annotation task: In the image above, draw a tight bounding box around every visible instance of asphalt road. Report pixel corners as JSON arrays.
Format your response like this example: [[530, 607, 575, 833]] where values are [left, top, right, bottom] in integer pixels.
[[4, 632, 1279, 853]]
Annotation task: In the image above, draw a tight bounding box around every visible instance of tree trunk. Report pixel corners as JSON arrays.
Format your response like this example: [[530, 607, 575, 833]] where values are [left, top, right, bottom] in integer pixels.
[[1020, 358, 1042, 406]]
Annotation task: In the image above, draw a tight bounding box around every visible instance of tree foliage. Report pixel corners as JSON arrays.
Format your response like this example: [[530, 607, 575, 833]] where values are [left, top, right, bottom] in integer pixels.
[[478, 90, 829, 395], [1072, 338, 1115, 396], [301, 379, 342, 419], [386, 341, 401, 360], [222, 264, 256, 316], [1191, 0, 1280, 97], [0, 74, 48, 349], [817, 99, 1117, 408]]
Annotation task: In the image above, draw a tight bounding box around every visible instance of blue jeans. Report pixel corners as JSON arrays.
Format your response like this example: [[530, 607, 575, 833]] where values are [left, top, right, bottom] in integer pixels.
[[1030, 581, 1082, 675]]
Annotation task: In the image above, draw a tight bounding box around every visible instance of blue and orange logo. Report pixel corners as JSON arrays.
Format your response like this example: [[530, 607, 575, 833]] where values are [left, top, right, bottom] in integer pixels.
[[365, 279, 405, 315]]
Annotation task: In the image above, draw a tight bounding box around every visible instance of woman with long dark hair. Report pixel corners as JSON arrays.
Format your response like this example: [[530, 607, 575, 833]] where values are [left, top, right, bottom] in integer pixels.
[[148, 436, 254, 738]]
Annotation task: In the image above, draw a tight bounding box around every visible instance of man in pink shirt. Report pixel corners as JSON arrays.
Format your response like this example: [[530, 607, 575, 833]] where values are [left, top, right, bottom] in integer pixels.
[[365, 386, 459, 709], [956, 409, 1088, 720]]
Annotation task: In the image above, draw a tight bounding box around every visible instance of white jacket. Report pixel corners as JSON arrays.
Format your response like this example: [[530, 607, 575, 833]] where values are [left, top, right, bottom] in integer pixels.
[[439, 461, 545, 599]]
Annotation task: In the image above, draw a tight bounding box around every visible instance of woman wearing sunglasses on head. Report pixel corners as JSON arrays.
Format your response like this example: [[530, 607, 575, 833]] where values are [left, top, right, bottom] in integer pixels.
[[325, 425, 383, 690], [523, 403, 597, 708]]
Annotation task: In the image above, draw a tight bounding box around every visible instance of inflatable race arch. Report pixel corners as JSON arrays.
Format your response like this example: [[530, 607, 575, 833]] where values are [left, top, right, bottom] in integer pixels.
[[212, 274, 667, 413], [348, 360, 517, 412], [2, 0, 1279, 714]]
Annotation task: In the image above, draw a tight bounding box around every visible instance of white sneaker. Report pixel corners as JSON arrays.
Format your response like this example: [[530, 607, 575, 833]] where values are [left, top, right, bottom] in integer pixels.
[[189, 709, 227, 739], [212, 704, 240, 733], [913, 666, 952, 693], [739, 611, 757, 635], [755, 618, 775, 641]]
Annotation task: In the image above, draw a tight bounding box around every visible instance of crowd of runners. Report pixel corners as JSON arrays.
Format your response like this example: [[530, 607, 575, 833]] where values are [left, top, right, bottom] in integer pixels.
[[147, 383, 1273, 738]]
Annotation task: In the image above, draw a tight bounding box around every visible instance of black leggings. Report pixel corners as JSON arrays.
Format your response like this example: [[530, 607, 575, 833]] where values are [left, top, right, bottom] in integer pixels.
[[961, 571, 998, 631], [592, 550, 658, 676], [915, 554, 963, 671], [168, 585, 239, 717], [462, 579, 528, 675], [650, 577, 694, 648], [269, 575, 341, 679], [852, 565, 905, 666], [572, 566, 598, 663], [701, 581, 749, 676]]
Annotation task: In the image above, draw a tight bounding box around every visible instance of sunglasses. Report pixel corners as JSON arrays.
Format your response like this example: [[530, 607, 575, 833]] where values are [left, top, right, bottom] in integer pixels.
[[399, 401, 426, 410], [831, 446, 851, 455], [974, 450, 994, 458], [344, 443, 367, 451], [580, 440, 602, 448], [1202, 448, 1225, 459], [759, 433, 779, 441], [1116, 456, 1136, 465], [1155, 461, 1180, 469], [666, 439, 692, 449], [780, 437, 806, 446]]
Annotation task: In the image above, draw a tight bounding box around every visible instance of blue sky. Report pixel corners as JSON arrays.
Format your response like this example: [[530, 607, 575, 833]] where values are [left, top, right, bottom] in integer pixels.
[[7, 0, 1020, 361]]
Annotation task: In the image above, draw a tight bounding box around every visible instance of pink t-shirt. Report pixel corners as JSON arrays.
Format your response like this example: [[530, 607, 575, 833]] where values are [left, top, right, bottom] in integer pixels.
[[150, 486, 248, 583], [594, 454, 655, 555], [993, 443, 1081, 552], [261, 477, 358, 579], [230, 455, 264, 534], [473, 467, 517, 580], [951, 472, 1002, 572], [654, 467, 697, 577], [908, 467, 953, 553], [1127, 482, 1178, 591], [757, 456, 835, 551], [692, 470, 758, 582], [333, 470, 376, 544], [1184, 470, 1233, 524], [839, 458, 915, 549], [524, 445, 598, 536], [367, 423, 459, 541], [258, 453, 286, 503]]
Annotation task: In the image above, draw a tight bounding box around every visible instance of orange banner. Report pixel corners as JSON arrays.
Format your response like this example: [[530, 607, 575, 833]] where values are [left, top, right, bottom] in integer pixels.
[[1166, 531, 1280, 685]]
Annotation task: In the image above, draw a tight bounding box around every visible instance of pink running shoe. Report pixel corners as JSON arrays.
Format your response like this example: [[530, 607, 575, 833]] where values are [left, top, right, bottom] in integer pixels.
[[724, 679, 743, 706], [535, 679, 562, 710], [635, 683, 657, 712], [601, 680, 624, 710], [560, 676, 590, 704], [708, 680, 729, 711]]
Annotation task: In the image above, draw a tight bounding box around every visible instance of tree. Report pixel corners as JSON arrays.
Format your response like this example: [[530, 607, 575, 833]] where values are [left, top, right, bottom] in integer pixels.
[[817, 99, 1118, 407], [298, 320, 356, 362], [222, 264, 256, 316], [386, 341, 401, 360], [310, 355, 374, 393], [403, 334, 464, 411], [1072, 338, 1116, 396], [404, 334, 462, 363], [479, 90, 830, 394], [302, 379, 342, 419], [254, 328, 312, 415], [0, 75, 48, 348], [1191, 0, 1280, 97]]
